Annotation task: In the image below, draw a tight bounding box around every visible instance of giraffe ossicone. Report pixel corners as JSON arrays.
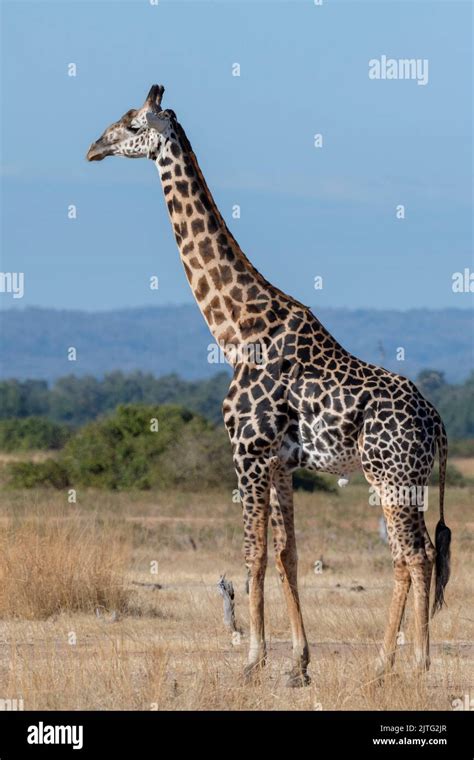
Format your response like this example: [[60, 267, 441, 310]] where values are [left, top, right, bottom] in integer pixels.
[[87, 83, 452, 687]]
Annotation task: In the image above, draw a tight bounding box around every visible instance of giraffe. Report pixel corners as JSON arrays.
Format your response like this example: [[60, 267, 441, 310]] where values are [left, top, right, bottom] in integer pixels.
[[87, 84, 451, 686]]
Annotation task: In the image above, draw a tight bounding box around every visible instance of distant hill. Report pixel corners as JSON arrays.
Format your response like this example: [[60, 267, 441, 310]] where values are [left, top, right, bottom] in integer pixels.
[[0, 306, 472, 383]]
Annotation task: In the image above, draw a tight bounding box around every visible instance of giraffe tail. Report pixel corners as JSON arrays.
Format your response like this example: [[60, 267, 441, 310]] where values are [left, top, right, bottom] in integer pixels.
[[432, 418, 451, 617]]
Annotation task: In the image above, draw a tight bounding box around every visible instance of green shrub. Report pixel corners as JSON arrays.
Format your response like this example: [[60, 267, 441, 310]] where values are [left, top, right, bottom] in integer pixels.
[[293, 469, 336, 493], [62, 404, 212, 490], [7, 460, 70, 489], [0, 417, 71, 451], [157, 425, 235, 489]]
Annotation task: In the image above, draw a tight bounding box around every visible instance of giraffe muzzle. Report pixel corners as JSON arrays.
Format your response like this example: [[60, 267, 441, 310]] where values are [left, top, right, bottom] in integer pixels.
[[86, 139, 113, 162]]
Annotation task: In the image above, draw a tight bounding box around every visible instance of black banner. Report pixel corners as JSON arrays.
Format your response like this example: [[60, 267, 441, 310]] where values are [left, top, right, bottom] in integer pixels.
[[0, 710, 472, 757]]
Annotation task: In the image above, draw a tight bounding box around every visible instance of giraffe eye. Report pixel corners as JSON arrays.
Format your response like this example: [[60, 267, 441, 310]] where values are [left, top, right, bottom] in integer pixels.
[[128, 125, 141, 135]]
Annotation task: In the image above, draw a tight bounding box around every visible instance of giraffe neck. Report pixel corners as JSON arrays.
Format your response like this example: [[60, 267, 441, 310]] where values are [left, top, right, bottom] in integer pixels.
[[153, 121, 296, 363]]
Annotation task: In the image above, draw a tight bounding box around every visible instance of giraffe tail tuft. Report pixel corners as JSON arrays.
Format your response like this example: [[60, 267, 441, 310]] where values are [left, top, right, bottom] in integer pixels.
[[432, 420, 451, 617]]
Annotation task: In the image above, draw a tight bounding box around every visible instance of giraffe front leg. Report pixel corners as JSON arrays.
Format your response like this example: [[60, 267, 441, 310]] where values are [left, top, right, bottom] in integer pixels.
[[236, 456, 271, 684], [270, 465, 310, 687]]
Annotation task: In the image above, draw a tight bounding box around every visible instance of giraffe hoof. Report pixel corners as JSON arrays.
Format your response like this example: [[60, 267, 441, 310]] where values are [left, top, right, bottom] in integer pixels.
[[372, 672, 387, 690], [372, 667, 399, 691], [415, 660, 431, 676], [374, 667, 391, 685], [243, 661, 265, 685], [286, 669, 311, 688], [374, 656, 395, 683]]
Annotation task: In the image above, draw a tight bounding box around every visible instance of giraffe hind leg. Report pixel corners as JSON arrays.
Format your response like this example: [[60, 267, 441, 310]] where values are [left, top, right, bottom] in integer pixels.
[[375, 550, 411, 679], [370, 482, 433, 679], [409, 511, 435, 673]]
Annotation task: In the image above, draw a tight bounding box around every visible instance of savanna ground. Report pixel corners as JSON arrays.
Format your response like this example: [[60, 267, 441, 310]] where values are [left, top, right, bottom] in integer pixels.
[[0, 459, 472, 711]]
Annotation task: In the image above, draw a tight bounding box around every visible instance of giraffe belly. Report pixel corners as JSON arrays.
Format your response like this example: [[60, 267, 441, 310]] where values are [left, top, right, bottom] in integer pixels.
[[298, 440, 361, 475], [279, 420, 362, 475]]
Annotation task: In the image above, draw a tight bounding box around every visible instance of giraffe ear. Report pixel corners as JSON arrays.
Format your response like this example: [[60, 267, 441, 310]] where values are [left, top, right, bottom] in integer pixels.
[[146, 111, 168, 133]]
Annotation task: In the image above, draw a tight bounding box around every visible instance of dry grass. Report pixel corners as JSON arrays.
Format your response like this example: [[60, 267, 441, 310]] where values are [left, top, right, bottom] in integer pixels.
[[0, 478, 472, 711], [0, 515, 130, 619]]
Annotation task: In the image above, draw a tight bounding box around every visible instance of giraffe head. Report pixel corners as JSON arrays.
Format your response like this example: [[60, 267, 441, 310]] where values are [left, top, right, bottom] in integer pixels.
[[86, 84, 174, 162]]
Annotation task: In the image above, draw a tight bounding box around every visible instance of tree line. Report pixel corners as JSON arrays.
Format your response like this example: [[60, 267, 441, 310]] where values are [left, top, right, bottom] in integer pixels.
[[0, 368, 473, 440]]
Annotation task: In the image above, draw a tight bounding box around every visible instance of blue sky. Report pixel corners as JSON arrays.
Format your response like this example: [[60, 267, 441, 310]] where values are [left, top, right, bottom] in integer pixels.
[[1, 0, 472, 311]]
